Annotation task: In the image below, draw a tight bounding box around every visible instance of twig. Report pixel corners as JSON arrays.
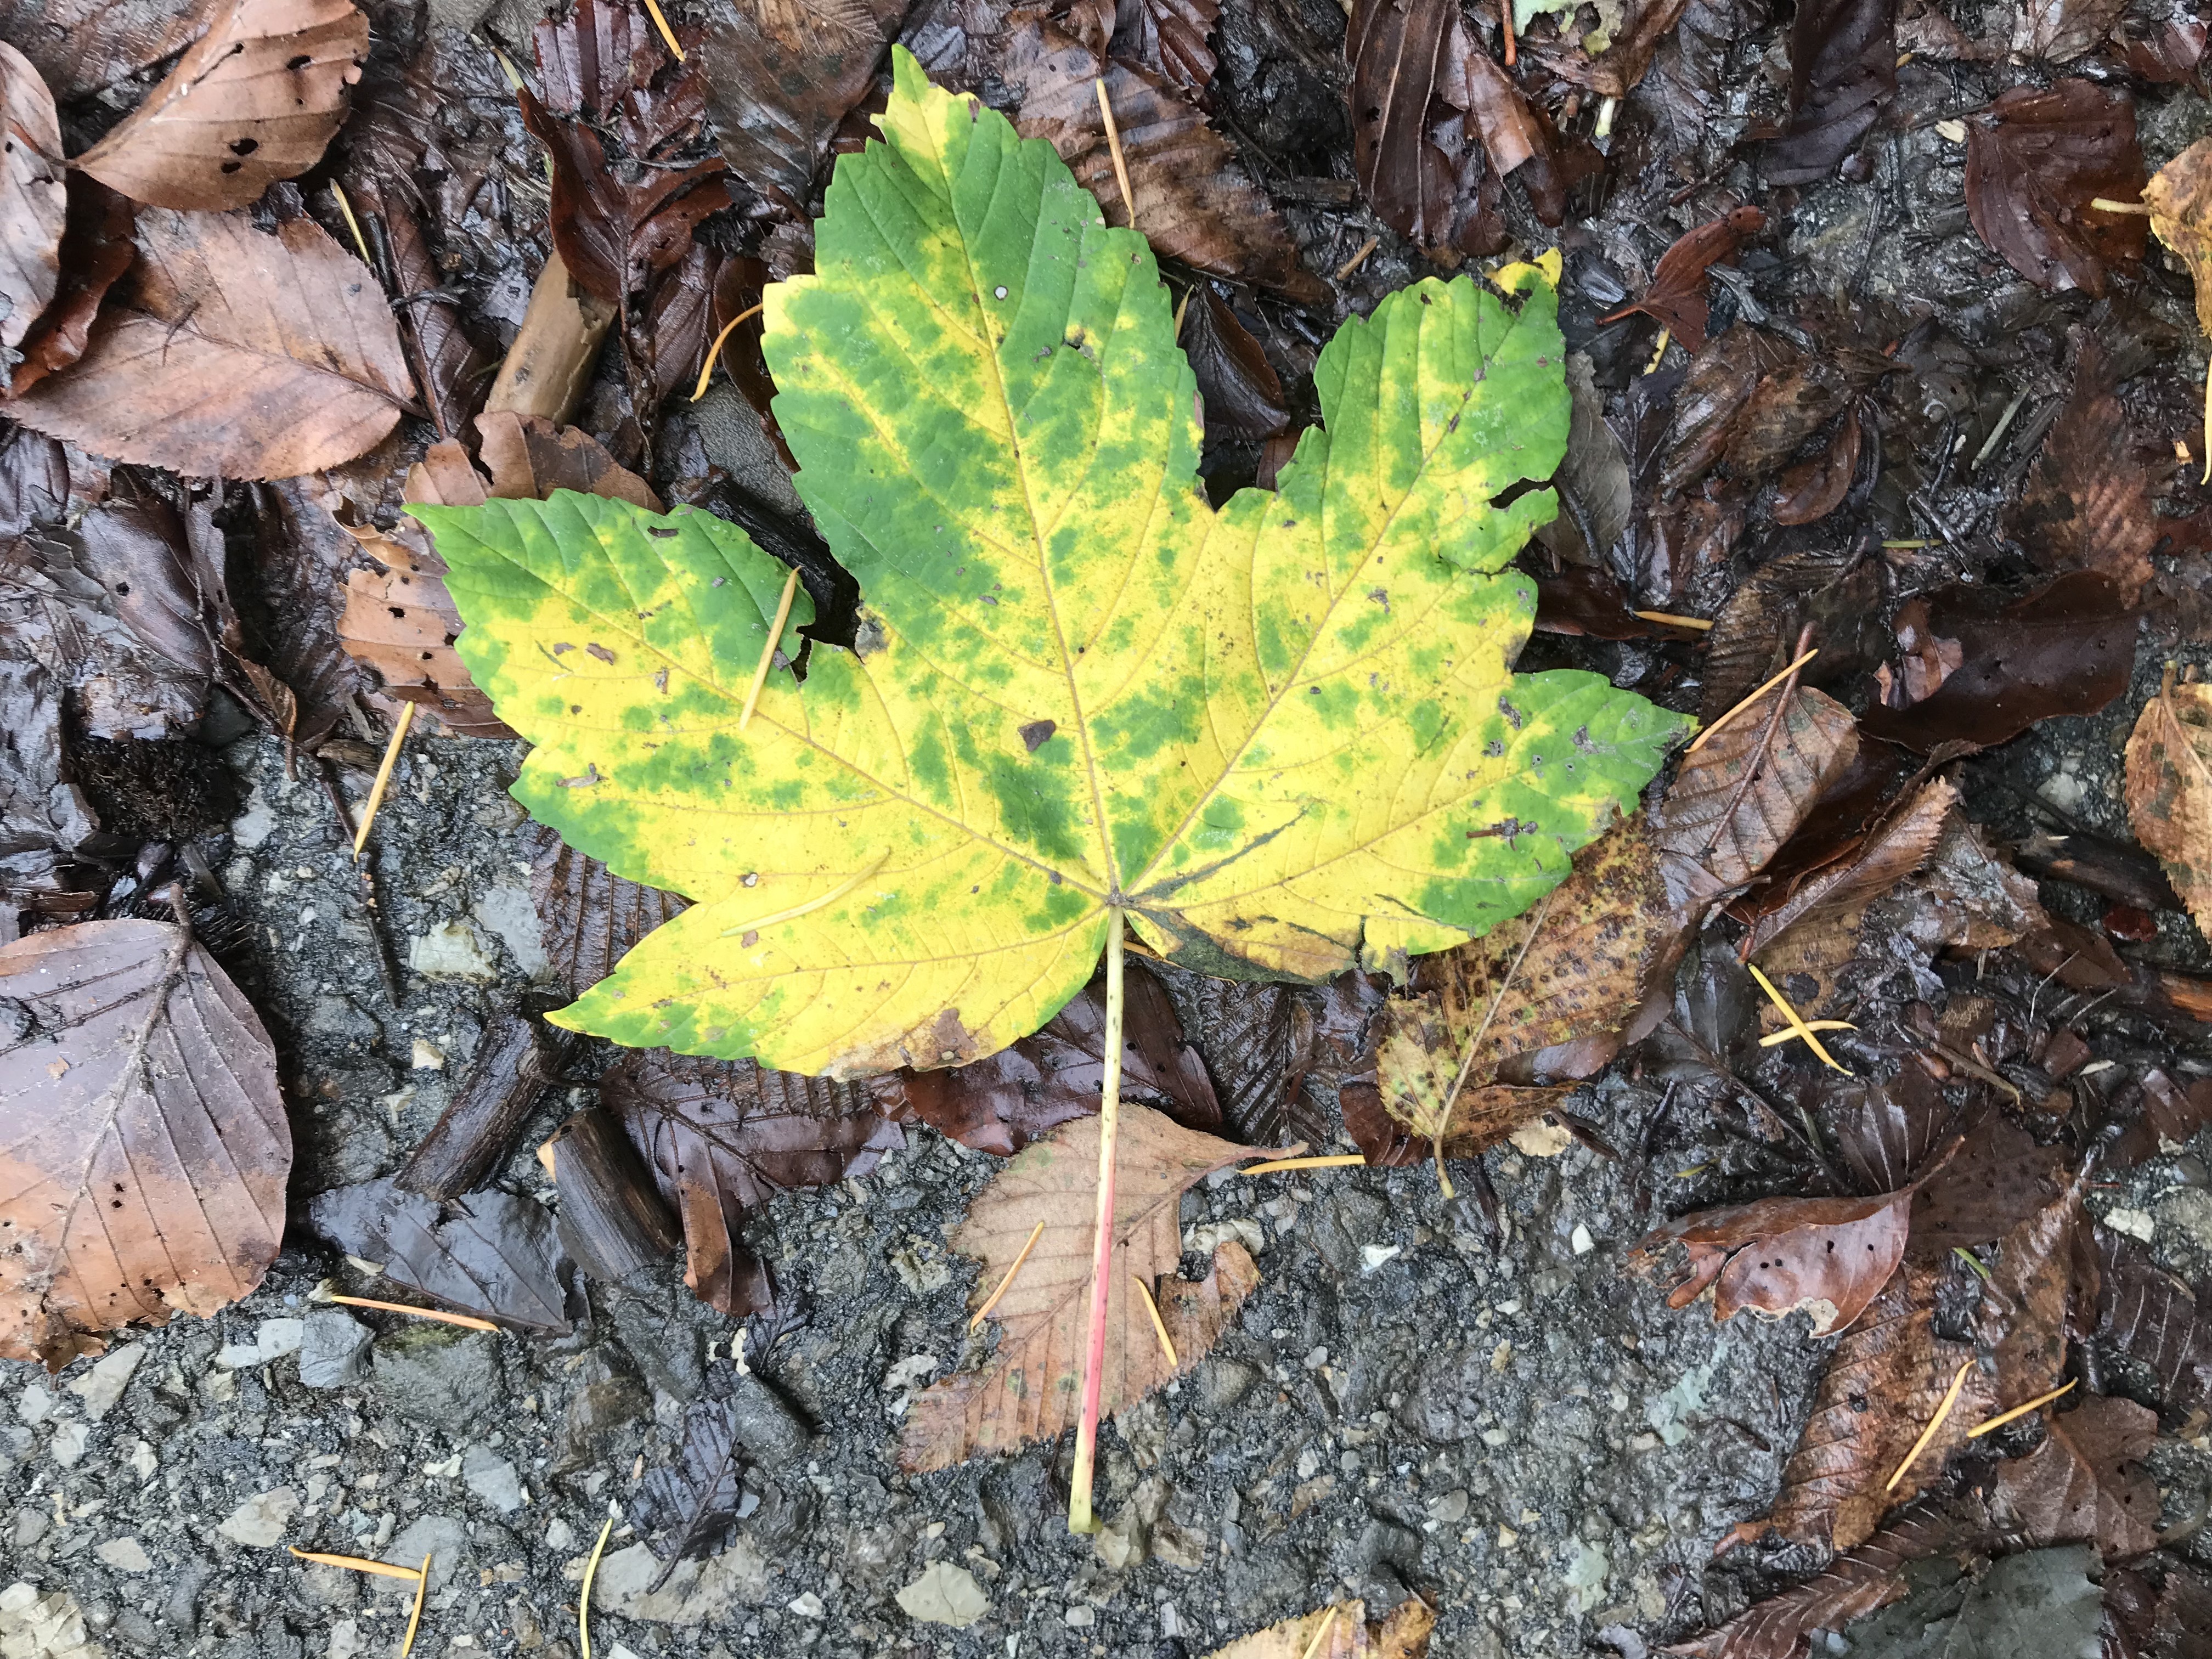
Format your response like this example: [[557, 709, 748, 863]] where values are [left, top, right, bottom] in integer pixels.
[[1886, 1359, 1974, 1491], [738, 567, 803, 731], [1243, 1153, 1364, 1175], [400, 1554, 431, 1657], [1966, 1377, 2074, 1438], [287, 1548, 424, 1583], [352, 702, 414, 859], [1499, 0, 1516, 64], [1433, 888, 1558, 1198], [967, 1219, 1046, 1331], [1131, 1275, 1178, 1366], [1334, 237, 1380, 281], [329, 183, 373, 265], [1686, 645, 1819, 754], [691, 303, 763, 402], [579, 1516, 614, 1659], [641, 0, 685, 59], [1094, 78, 1137, 230], [1919, 1040, 2023, 1103], [1069, 906, 1127, 1536], [329, 1295, 499, 1333], [1633, 610, 1712, 630], [1746, 963, 1853, 1075]]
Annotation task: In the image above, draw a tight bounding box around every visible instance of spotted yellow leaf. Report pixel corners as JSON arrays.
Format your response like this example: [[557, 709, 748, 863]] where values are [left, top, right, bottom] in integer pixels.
[[420, 48, 1690, 1076]]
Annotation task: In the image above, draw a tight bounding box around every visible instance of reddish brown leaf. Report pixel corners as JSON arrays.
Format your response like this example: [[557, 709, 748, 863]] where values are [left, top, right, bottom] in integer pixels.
[[1344, 0, 1508, 263], [1765, 0, 1896, 184], [1697, 549, 1882, 721], [1656, 326, 1802, 496], [604, 1049, 904, 1318], [1112, 0, 1221, 93], [1770, 407, 1860, 526], [2010, 334, 2166, 607], [1742, 777, 1957, 958], [703, 0, 905, 213], [75, 0, 369, 213], [11, 208, 414, 479], [1965, 79, 2146, 297], [476, 411, 661, 507], [1991, 1395, 2162, 1560], [0, 917, 289, 1369], [8, 175, 135, 398], [523, 815, 689, 1000], [1182, 287, 1290, 441], [1630, 1187, 1912, 1337], [0, 43, 64, 364], [1607, 207, 1765, 354], [900, 1106, 1268, 1472]]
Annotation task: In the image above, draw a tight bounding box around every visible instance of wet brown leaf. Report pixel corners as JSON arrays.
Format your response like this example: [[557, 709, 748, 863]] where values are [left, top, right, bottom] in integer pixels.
[[1528, 0, 1696, 99], [0, 0, 217, 104], [2094, 1229, 2212, 1414], [704, 0, 905, 213], [900, 1105, 1267, 1472], [1608, 207, 1765, 354], [1965, 79, 2146, 297], [523, 816, 690, 1000], [1115, 0, 1221, 94], [1766, 0, 1896, 184], [8, 175, 135, 398], [75, 0, 369, 213], [1178, 974, 1361, 1149], [1630, 1187, 1914, 1337], [894, 959, 1221, 1156], [1743, 778, 1957, 958], [603, 1049, 904, 1318], [1770, 407, 1860, 526], [12, 208, 413, 479], [2124, 667, 2212, 945], [1182, 287, 1290, 441], [0, 43, 64, 365], [2012, 0, 2129, 61], [2010, 332, 2166, 607], [306, 1175, 572, 1334], [1204, 1598, 1436, 1659], [476, 411, 661, 507], [242, 476, 371, 751], [1991, 1395, 2161, 1559], [1698, 549, 1881, 720], [0, 917, 289, 1369], [1908, 1115, 2069, 1255], [1344, 0, 1506, 264], [1656, 326, 1801, 496]]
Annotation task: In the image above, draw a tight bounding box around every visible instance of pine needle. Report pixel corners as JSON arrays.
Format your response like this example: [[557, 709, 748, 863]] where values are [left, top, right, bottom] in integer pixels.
[[1334, 237, 1380, 281], [329, 183, 373, 266], [1131, 1274, 1178, 1367], [1686, 646, 1818, 754], [1886, 1358, 1974, 1491], [1298, 1607, 1340, 1659], [400, 1554, 431, 1656], [287, 1548, 424, 1583], [641, 0, 685, 60], [1644, 328, 1671, 374], [1756, 1019, 1856, 1047], [968, 1220, 1046, 1331], [1499, 0, 1517, 65], [329, 1295, 498, 1333], [1243, 1154, 1367, 1175], [690, 303, 763, 402], [1967, 1378, 2076, 1438], [1746, 963, 1852, 1075], [738, 566, 803, 731], [352, 702, 415, 859], [1094, 78, 1136, 230], [1633, 610, 1713, 630], [1173, 291, 1190, 341], [579, 1516, 614, 1659]]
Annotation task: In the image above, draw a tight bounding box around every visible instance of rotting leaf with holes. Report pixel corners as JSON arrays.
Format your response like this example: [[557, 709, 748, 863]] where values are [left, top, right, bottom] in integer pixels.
[[2124, 666, 2212, 944], [2008, 331, 2168, 607], [1965, 78, 2147, 296], [900, 1104, 1269, 1472], [74, 0, 369, 213], [0, 42, 65, 372], [1990, 1394, 2162, 1559], [306, 1175, 572, 1335], [1204, 1597, 1436, 1659], [1628, 1183, 1916, 1338], [1345, 0, 1508, 264], [0, 916, 289, 1369]]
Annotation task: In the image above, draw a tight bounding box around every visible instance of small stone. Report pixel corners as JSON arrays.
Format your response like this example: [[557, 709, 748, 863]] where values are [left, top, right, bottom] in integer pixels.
[[408, 920, 498, 981], [126, 1441, 156, 1482], [15, 1384, 55, 1425], [386, 1517, 467, 1592], [545, 1520, 575, 1553], [787, 1592, 825, 1618], [65, 1347, 144, 1422], [894, 1562, 990, 1628], [592, 1542, 769, 1621], [1426, 1489, 1469, 1525], [298, 1311, 375, 1389], [1360, 1244, 1402, 1273], [1570, 1223, 1595, 1255], [1563, 1537, 1611, 1613], [95, 1538, 153, 1574], [217, 1489, 300, 1548], [371, 1325, 500, 1430], [473, 884, 549, 980], [12, 1510, 50, 1550], [49, 1423, 88, 1469], [1063, 1605, 1097, 1628], [410, 1039, 446, 1070], [216, 1341, 265, 1370], [1509, 1118, 1573, 1157], [328, 1619, 364, 1659], [0, 1581, 101, 1659], [461, 1447, 524, 1516], [1498, 1525, 1519, 1547], [2105, 1206, 2157, 1243]]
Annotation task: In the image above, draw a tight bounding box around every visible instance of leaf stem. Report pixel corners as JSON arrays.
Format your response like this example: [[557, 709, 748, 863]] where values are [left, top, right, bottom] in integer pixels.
[[1068, 905, 1126, 1536]]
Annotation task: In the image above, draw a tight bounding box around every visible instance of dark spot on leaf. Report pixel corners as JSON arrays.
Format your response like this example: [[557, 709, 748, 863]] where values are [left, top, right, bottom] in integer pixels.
[[1019, 719, 1056, 753]]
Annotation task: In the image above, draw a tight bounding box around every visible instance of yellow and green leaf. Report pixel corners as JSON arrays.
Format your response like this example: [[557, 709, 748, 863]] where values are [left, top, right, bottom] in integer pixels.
[[421, 48, 1690, 1077]]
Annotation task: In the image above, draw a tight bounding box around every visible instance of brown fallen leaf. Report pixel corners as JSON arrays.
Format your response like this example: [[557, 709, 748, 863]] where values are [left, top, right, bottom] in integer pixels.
[[1965, 79, 2146, 296], [1204, 1598, 1436, 1659], [1527, 0, 1695, 100], [1344, 0, 1505, 264], [0, 43, 64, 364], [0, 916, 290, 1369], [0, 0, 218, 105], [1765, 0, 1897, 185], [900, 1105, 1268, 1472], [2012, 0, 2130, 62], [476, 412, 661, 507], [2009, 332, 2168, 607], [1991, 1395, 2161, 1560], [1629, 1184, 1915, 1338], [2094, 1230, 2212, 1414], [2124, 667, 2212, 945], [1181, 287, 1290, 442], [703, 0, 906, 214], [1696, 549, 1882, 721], [11, 208, 414, 478], [306, 1175, 572, 1335], [523, 816, 689, 1000], [75, 0, 369, 213], [1605, 207, 1766, 354], [1742, 778, 1958, 958], [7, 174, 134, 398], [2146, 136, 2212, 337], [1114, 0, 1222, 94]]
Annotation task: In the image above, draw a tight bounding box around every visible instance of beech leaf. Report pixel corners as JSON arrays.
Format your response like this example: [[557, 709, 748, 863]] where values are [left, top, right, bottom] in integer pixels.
[[1630, 1186, 1914, 1337], [2123, 667, 2212, 945], [0, 42, 64, 361], [1965, 79, 2146, 296], [0, 917, 290, 1369]]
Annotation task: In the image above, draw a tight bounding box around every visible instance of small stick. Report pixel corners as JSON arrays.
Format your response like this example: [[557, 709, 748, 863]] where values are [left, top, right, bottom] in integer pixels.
[[288, 1547, 424, 1583], [1886, 1358, 1975, 1491], [329, 1295, 499, 1333], [2201, 364, 2211, 487], [1131, 1274, 1178, 1366], [579, 1516, 615, 1659], [329, 183, 374, 265], [1685, 646, 1818, 754], [1967, 1377, 2075, 1438], [1244, 1153, 1365, 1175], [1299, 1607, 1340, 1659], [738, 566, 803, 731], [968, 1220, 1047, 1331], [1433, 888, 1557, 1198], [1069, 906, 1128, 1536], [1499, 0, 1516, 64], [1747, 962, 1852, 1075], [352, 701, 415, 859], [691, 303, 764, 402], [400, 1554, 431, 1657], [1095, 78, 1137, 230], [1633, 610, 1712, 630], [1334, 237, 1380, 281], [641, 0, 685, 59], [1756, 1020, 1855, 1047]]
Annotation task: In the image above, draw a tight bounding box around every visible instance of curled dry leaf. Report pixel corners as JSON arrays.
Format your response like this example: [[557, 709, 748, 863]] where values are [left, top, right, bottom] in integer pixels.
[[0, 917, 290, 1369], [901, 1105, 1268, 1472], [523, 816, 689, 1000], [8, 176, 135, 398], [10, 208, 413, 479], [1765, 0, 1897, 185], [0, 42, 65, 360], [306, 1175, 572, 1335], [1629, 1185, 1915, 1337], [75, 0, 370, 213], [1965, 79, 2146, 296], [1205, 1598, 1436, 1659], [1607, 207, 1765, 354], [2124, 667, 2212, 945]]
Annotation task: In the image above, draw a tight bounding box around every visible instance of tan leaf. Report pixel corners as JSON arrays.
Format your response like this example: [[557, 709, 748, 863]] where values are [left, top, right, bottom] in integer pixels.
[[2144, 136, 2212, 338], [0, 42, 64, 358], [75, 0, 369, 212], [0, 918, 290, 1369], [475, 411, 661, 509], [1205, 1598, 1436, 1659], [1629, 1186, 1914, 1338], [2124, 667, 2212, 943], [900, 1105, 1269, 1473], [10, 208, 413, 478]]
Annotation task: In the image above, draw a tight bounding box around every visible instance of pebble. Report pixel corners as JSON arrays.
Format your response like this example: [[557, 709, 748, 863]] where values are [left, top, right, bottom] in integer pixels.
[[472, 883, 549, 979], [1360, 1244, 1403, 1273], [217, 1318, 306, 1370], [894, 1562, 990, 1628], [298, 1310, 374, 1390], [1570, 1223, 1596, 1255], [64, 1346, 144, 1421], [48, 1423, 87, 1469], [787, 1593, 826, 1618], [592, 1541, 770, 1621], [386, 1516, 467, 1591], [95, 1537, 153, 1574], [408, 919, 499, 981], [461, 1446, 524, 1515], [410, 1039, 446, 1070], [1063, 1605, 1097, 1628], [0, 1582, 101, 1659], [15, 1385, 55, 1426], [2104, 1206, 2157, 1242], [217, 1488, 300, 1548]]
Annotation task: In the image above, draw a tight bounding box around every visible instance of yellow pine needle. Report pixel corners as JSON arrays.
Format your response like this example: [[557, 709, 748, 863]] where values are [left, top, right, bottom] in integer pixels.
[[328, 1294, 499, 1333], [287, 1548, 423, 1583], [690, 303, 764, 402], [1686, 646, 1819, 754], [329, 183, 373, 266], [400, 1554, 431, 1656], [1131, 1274, 1178, 1366], [2089, 196, 2151, 213], [579, 1516, 614, 1659], [1881, 539, 1932, 549], [1757, 1020, 1856, 1046], [352, 702, 415, 859], [968, 1220, 1047, 1331], [1173, 291, 1190, 340], [489, 45, 525, 93], [738, 566, 803, 731], [1243, 1154, 1366, 1175], [1644, 328, 1671, 373], [1633, 610, 1713, 630], [1095, 78, 1136, 230], [1886, 1359, 1975, 1491], [1747, 962, 1853, 1075], [2202, 365, 2211, 487], [716, 850, 888, 939], [641, 0, 685, 59], [1967, 1378, 2076, 1438], [1952, 1245, 1991, 1281], [1298, 1607, 1340, 1659], [1333, 237, 1379, 281]]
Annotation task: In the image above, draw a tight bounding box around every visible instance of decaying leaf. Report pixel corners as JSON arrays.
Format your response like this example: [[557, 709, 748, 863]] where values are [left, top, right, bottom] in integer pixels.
[[2124, 667, 2212, 944], [1608, 207, 1765, 353], [1990, 1395, 2161, 1560], [1181, 287, 1291, 441], [703, 0, 905, 212], [1525, 0, 1696, 100], [11, 208, 413, 479], [0, 0, 218, 104], [422, 54, 1685, 1074], [0, 42, 65, 363], [306, 1175, 572, 1335], [1345, 0, 1508, 263], [1630, 1185, 1914, 1337], [2009, 334, 2167, 607], [2012, 0, 2130, 61], [1766, 0, 1897, 184], [0, 917, 289, 1368], [1965, 79, 2146, 296], [1743, 778, 1958, 958], [523, 816, 690, 1000], [2146, 136, 2212, 337], [75, 0, 369, 213], [7, 174, 134, 398], [1204, 1598, 1436, 1659], [602, 1049, 904, 1317], [2094, 1230, 2212, 1413], [634, 1397, 748, 1583], [477, 412, 660, 507], [902, 1107, 1265, 1471]]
